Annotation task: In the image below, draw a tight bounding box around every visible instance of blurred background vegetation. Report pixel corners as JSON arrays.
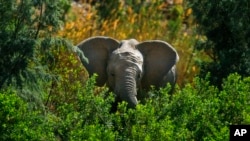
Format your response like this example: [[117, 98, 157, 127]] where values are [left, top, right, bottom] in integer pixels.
[[0, 0, 249, 140], [58, 0, 200, 86]]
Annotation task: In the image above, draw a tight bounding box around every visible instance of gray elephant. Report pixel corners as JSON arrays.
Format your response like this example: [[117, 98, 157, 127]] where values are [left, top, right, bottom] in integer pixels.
[[77, 36, 179, 109]]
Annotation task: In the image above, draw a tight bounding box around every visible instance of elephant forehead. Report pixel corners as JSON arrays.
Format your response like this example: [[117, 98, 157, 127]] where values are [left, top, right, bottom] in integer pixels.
[[125, 55, 143, 71], [110, 52, 143, 72]]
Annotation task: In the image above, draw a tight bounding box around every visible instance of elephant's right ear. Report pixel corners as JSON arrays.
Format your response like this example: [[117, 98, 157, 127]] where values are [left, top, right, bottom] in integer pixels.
[[77, 36, 120, 86]]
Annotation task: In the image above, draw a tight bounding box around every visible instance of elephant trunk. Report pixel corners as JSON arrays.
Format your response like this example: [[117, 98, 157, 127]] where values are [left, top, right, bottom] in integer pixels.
[[117, 74, 138, 108]]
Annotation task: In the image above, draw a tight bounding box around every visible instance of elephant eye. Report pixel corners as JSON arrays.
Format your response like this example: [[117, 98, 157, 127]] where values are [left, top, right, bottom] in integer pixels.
[[137, 73, 141, 79], [111, 73, 115, 77]]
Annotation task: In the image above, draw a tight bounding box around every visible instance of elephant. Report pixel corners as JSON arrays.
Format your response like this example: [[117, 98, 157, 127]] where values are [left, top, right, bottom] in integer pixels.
[[77, 36, 179, 109]]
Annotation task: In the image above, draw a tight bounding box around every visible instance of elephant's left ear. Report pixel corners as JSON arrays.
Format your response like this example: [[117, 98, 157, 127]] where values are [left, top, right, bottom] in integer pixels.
[[136, 40, 179, 88]]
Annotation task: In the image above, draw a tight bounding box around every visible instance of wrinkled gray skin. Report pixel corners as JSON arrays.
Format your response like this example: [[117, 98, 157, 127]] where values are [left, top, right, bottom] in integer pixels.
[[77, 36, 179, 109]]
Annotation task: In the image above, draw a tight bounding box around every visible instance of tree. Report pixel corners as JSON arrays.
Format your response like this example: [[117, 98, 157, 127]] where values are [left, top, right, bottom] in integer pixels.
[[190, 0, 250, 86], [0, 0, 70, 89], [0, 0, 72, 109]]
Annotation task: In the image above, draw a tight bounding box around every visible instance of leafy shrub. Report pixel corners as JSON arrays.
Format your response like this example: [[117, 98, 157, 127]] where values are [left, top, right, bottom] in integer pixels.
[[49, 75, 115, 140], [1, 73, 249, 140], [0, 89, 55, 140], [112, 73, 249, 141], [167, 73, 250, 140]]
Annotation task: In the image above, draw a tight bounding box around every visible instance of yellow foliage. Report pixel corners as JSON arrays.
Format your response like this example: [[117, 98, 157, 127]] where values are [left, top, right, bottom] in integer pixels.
[[186, 8, 192, 17]]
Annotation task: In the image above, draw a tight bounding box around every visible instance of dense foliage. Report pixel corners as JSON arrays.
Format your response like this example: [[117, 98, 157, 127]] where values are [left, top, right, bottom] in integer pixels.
[[0, 0, 70, 88], [1, 0, 249, 140], [0, 0, 73, 108], [1, 74, 249, 140], [190, 0, 250, 87]]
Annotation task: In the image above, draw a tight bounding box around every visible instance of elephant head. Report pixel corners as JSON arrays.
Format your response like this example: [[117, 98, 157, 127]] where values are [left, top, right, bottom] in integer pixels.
[[77, 36, 179, 109]]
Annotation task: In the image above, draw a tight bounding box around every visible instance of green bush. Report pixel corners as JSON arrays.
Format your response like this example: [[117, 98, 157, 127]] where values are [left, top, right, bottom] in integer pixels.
[[53, 75, 115, 140], [0, 89, 55, 140], [55, 73, 249, 141], [1, 73, 249, 140]]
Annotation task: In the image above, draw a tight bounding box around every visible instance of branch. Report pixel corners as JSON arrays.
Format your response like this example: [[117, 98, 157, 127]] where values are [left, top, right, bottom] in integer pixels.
[[35, 2, 44, 39]]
